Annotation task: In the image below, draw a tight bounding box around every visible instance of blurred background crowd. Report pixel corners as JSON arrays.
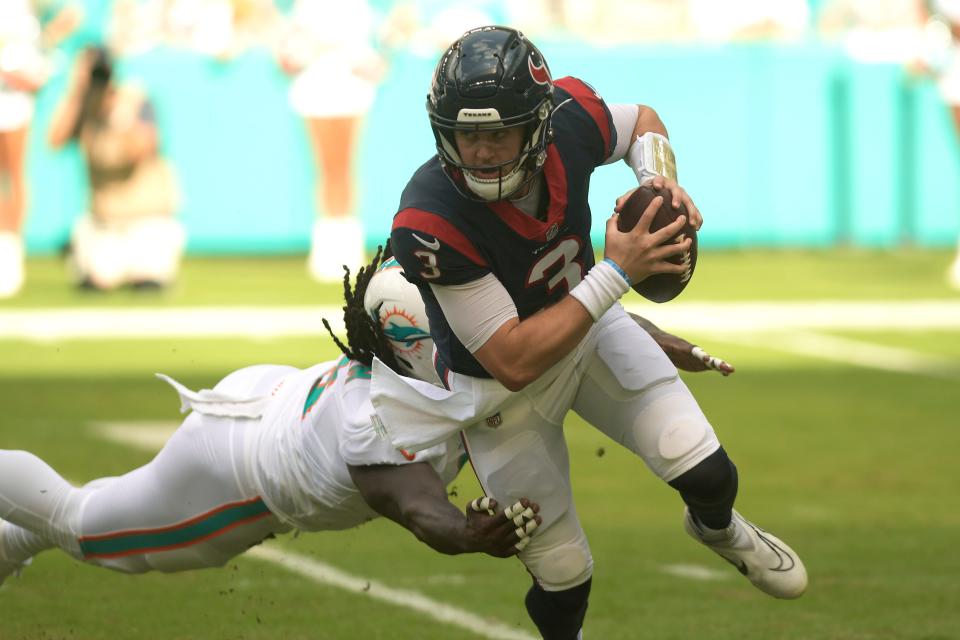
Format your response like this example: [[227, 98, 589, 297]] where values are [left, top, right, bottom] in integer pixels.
[[1, 0, 959, 297]]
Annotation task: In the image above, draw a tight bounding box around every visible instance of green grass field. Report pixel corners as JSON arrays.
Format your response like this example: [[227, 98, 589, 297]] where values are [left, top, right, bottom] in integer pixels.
[[1, 250, 958, 639]]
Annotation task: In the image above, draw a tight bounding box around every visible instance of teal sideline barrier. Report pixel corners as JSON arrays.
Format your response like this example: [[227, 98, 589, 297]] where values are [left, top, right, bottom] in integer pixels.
[[22, 42, 960, 254]]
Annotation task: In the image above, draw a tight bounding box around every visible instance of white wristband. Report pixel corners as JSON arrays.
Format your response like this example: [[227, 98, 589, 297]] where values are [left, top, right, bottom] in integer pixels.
[[626, 131, 677, 185], [569, 261, 630, 321]]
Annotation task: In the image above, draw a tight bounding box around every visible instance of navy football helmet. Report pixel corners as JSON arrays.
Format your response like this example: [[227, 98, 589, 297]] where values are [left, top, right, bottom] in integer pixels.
[[427, 26, 554, 201]]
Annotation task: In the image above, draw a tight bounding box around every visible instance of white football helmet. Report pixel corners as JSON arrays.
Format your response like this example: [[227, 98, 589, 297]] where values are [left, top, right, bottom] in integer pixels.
[[363, 258, 441, 386]]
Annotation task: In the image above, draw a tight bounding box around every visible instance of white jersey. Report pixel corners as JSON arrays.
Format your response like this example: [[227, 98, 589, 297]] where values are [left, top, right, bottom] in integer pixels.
[[0, 360, 466, 577], [248, 358, 465, 532]]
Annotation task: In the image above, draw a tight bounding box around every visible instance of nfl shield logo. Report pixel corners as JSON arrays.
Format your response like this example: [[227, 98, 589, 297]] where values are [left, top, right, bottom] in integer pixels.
[[546, 223, 559, 241], [485, 412, 503, 428]]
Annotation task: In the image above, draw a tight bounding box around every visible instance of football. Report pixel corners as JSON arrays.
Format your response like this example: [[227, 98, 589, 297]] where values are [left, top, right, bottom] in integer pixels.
[[615, 185, 697, 303]]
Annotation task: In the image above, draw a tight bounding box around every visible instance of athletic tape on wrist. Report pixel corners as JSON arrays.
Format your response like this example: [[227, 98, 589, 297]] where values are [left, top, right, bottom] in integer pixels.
[[601, 257, 632, 287], [569, 261, 631, 321], [627, 131, 677, 185]]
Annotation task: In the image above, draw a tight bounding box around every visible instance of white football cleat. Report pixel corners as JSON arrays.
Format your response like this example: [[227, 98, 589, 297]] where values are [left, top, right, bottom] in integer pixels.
[[684, 508, 807, 599]]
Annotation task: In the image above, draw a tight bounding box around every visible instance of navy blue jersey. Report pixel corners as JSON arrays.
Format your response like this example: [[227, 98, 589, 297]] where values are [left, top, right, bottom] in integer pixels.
[[391, 77, 617, 379]]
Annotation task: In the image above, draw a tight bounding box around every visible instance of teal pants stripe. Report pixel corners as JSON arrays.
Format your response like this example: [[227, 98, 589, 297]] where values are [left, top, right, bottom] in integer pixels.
[[79, 498, 272, 559]]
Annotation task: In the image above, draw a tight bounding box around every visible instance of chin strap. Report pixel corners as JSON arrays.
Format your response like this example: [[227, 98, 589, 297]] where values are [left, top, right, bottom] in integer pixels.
[[463, 163, 527, 201]]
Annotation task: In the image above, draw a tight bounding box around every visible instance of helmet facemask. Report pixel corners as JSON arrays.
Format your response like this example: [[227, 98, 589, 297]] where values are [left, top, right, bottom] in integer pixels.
[[430, 99, 553, 201]]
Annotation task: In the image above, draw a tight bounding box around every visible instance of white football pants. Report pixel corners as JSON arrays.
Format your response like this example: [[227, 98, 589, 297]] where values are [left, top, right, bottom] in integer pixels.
[[459, 304, 721, 591], [0, 365, 294, 573]]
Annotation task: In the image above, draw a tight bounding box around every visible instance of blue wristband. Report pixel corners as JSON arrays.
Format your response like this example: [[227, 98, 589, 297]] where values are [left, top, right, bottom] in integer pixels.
[[602, 257, 632, 287]]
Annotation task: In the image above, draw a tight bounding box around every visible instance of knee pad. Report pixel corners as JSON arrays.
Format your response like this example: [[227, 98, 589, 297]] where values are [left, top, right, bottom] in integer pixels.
[[533, 543, 593, 591], [519, 508, 593, 591], [627, 381, 721, 482]]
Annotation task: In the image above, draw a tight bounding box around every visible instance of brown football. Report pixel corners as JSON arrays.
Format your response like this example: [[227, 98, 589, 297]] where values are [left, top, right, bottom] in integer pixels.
[[616, 185, 697, 303]]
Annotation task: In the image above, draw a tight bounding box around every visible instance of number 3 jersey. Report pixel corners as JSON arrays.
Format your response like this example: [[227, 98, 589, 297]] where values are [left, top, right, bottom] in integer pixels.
[[390, 77, 617, 379]]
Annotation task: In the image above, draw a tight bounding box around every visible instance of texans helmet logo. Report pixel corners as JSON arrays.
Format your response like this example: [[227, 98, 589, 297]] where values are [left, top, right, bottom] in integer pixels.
[[528, 54, 551, 86]]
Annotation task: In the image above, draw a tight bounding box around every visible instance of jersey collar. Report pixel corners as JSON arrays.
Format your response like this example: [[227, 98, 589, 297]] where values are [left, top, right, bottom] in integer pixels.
[[487, 145, 568, 242]]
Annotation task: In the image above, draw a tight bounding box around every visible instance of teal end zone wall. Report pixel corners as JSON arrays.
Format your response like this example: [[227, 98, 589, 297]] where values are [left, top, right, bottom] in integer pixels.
[[22, 42, 960, 255]]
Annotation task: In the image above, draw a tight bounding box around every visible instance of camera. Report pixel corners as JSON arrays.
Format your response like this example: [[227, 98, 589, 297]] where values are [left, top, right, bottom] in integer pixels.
[[88, 47, 112, 86]]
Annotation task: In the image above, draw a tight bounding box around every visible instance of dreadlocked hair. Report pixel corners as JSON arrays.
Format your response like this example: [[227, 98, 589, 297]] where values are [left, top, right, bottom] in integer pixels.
[[321, 241, 404, 375]]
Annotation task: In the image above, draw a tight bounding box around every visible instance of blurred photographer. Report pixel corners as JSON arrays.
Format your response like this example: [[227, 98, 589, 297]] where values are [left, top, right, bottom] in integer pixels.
[[47, 47, 183, 291]]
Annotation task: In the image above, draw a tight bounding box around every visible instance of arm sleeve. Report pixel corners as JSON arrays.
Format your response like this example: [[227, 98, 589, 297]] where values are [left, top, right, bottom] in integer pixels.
[[428, 273, 518, 353], [602, 103, 640, 165]]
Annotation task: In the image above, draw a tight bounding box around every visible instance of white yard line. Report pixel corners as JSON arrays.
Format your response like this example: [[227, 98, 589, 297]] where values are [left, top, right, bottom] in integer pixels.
[[712, 330, 959, 379], [2, 300, 960, 341], [247, 546, 536, 640], [0, 306, 335, 341], [91, 421, 536, 640], [659, 563, 729, 582], [622, 299, 960, 333]]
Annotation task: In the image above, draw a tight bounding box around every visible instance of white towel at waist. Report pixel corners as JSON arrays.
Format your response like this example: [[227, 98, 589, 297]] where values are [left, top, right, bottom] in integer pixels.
[[155, 373, 272, 418], [369, 357, 515, 452]]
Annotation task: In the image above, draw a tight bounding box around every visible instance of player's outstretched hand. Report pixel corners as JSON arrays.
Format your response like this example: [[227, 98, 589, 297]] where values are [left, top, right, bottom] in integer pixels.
[[629, 313, 734, 375], [466, 497, 541, 558], [668, 339, 735, 376], [630, 313, 736, 376]]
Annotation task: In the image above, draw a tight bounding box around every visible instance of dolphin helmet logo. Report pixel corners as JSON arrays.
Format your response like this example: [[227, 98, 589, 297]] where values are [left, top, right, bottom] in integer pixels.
[[383, 320, 431, 349], [380, 306, 430, 353]]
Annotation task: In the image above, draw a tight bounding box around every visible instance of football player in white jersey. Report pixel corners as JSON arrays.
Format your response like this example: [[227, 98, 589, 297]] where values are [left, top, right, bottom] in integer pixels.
[[0, 246, 728, 591]]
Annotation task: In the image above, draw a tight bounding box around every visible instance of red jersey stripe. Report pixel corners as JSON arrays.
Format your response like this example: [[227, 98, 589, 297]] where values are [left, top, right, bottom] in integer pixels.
[[394, 208, 488, 267], [555, 77, 612, 158]]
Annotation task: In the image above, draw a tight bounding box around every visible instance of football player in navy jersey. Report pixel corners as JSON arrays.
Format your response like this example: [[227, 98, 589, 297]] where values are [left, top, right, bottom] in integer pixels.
[[378, 25, 808, 640]]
